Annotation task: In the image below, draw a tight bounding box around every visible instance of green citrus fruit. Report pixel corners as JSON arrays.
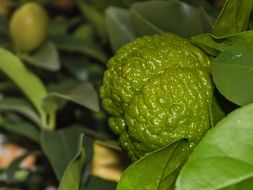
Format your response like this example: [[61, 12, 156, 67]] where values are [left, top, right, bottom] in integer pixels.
[[9, 2, 49, 52], [100, 33, 213, 161]]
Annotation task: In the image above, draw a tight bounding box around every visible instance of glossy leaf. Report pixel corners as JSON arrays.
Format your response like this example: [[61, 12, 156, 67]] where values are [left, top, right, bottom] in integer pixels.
[[212, 43, 253, 105], [80, 136, 94, 187], [210, 96, 225, 127], [62, 56, 92, 81], [0, 121, 40, 143], [47, 79, 78, 94], [43, 82, 100, 113], [106, 7, 136, 52], [20, 41, 61, 71], [130, 0, 212, 37], [213, 0, 253, 37], [198, 7, 214, 34], [58, 134, 86, 190], [50, 35, 107, 63], [77, 0, 107, 39], [191, 30, 253, 56], [0, 48, 48, 128], [221, 178, 253, 190], [49, 17, 81, 36], [0, 98, 41, 126], [41, 126, 84, 181], [192, 33, 230, 56], [92, 0, 125, 11], [176, 103, 253, 190], [73, 24, 94, 41], [117, 139, 189, 190], [82, 176, 117, 190], [180, 0, 218, 17]]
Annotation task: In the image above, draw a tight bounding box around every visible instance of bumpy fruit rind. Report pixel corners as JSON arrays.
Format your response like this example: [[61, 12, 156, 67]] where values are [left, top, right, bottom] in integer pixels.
[[100, 33, 213, 161]]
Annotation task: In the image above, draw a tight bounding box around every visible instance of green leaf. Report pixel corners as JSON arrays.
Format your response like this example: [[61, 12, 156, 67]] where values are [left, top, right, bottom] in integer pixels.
[[180, 0, 218, 17], [62, 55, 104, 82], [0, 48, 48, 128], [191, 33, 230, 56], [221, 178, 253, 190], [0, 98, 41, 126], [210, 95, 225, 127], [106, 7, 136, 52], [50, 35, 107, 63], [117, 139, 189, 190], [92, 0, 126, 11], [198, 7, 214, 34], [77, 0, 107, 39], [212, 43, 253, 106], [80, 136, 94, 187], [82, 176, 117, 190], [47, 79, 78, 94], [192, 30, 253, 56], [130, 0, 212, 37], [58, 134, 86, 190], [62, 56, 91, 81], [49, 17, 81, 36], [73, 24, 94, 40], [43, 82, 100, 113], [176, 103, 253, 190], [20, 41, 61, 71], [41, 126, 84, 181], [0, 121, 40, 143], [213, 0, 253, 37]]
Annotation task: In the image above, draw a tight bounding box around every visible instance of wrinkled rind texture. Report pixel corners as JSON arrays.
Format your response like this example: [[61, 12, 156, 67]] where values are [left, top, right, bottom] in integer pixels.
[[100, 33, 213, 161]]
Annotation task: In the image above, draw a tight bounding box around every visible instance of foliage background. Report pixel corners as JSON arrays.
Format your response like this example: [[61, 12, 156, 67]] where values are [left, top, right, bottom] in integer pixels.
[[0, 0, 233, 189]]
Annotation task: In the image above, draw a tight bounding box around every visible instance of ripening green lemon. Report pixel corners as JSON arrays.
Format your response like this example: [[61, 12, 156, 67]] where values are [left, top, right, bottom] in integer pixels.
[[100, 33, 213, 161], [9, 2, 49, 52]]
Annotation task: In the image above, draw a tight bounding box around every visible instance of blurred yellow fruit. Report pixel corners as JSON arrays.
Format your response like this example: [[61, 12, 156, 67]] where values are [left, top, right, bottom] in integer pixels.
[[91, 141, 128, 181], [9, 2, 49, 52]]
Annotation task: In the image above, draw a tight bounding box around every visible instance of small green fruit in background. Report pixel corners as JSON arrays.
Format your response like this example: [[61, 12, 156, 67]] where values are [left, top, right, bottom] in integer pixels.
[[100, 33, 213, 161], [9, 2, 49, 53]]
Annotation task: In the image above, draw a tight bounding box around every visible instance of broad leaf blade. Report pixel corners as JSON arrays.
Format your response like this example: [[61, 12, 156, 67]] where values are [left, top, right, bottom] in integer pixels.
[[210, 95, 225, 127], [58, 134, 86, 190], [191, 33, 228, 56], [213, 0, 253, 37], [212, 43, 253, 106], [0, 98, 41, 126], [0, 48, 48, 127], [176, 103, 253, 190], [192, 30, 253, 56], [82, 176, 117, 190], [117, 139, 189, 190], [0, 121, 40, 143], [221, 178, 253, 190], [130, 0, 210, 37], [50, 35, 107, 63], [43, 82, 99, 113], [20, 41, 61, 71], [106, 7, 136, 52], [41, 126, 84, 180], [77, 0, 107, 39]]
